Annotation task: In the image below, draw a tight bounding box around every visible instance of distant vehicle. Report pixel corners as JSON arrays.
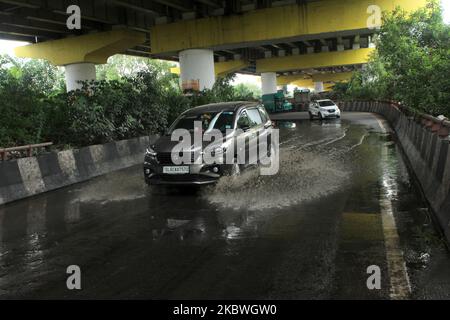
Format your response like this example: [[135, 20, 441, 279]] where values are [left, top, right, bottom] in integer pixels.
[[144, 102, 274, 185], [262, 90, 293, 113], [308, 99, 341, 120], [292, 89, 311, 111]]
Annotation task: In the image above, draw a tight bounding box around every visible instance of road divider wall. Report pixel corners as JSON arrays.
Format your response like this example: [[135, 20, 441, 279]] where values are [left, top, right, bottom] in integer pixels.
[[340, 101, 450, 243], [0, 135, 158, 206]]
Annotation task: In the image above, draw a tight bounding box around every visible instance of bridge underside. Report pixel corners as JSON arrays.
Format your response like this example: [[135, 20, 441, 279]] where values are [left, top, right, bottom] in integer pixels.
[[2, 0, 426, 90]]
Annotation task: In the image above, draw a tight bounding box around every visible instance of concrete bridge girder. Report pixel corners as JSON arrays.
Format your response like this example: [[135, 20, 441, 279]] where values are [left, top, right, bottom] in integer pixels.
[[149, 0, 427, 55], [9, 0, 427, 93], [14, 29, 147, 92]]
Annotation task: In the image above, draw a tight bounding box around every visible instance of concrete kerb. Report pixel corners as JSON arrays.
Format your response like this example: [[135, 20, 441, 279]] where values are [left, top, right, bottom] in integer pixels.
[[0, 135, 157, 206]]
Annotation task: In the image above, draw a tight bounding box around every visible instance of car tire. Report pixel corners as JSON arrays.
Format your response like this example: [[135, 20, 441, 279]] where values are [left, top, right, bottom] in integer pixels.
[[309, 112, 314, 120], [319, 112, 324, 120]]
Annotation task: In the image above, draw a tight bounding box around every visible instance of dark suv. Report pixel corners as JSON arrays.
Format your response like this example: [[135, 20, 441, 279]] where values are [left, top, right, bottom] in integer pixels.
[[144, 102, 273, 185]]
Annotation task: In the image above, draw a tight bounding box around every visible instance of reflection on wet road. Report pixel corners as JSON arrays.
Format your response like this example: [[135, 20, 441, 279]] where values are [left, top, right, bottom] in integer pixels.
[[0, 112, 449, 299]]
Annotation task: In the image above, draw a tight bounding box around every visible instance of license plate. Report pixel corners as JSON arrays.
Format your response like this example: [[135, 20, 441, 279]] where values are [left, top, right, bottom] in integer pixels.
[[163, 166, 189, 175]]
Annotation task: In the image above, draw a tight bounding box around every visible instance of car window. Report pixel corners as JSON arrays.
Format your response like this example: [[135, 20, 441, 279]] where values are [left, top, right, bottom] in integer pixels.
[[237, 111, 251, 129], [212, 112, 235, 132], [258, 106, 269, 123], [246, 108, 263, 127], [319, 100, 335, 107], [170, 112, 218, 133]]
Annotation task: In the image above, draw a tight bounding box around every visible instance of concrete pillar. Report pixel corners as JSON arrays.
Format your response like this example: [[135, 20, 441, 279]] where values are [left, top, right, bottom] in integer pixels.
[[179, 49, 215, 91], [261, 72, 278, 95], [314, 81, 324, 92], [65, 63, 96, 92]]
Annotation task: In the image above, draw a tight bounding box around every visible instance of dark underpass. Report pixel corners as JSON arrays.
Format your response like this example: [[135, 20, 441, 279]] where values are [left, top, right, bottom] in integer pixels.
[[1, 112, 449, 299]]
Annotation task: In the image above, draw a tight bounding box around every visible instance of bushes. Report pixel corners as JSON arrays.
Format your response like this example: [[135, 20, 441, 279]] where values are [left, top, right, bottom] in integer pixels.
[[0, 55, 256, 149], [0, 56, 48, 147], [54, 71, 170, 147]]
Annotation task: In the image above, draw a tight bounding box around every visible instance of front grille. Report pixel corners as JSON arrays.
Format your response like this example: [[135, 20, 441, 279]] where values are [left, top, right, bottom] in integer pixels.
[[328, 109, 335, 113], [156, 152, 198, 165]]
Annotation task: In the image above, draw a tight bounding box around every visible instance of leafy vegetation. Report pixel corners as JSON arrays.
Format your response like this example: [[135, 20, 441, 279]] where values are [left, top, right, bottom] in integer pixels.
[[334, 0, 450, 116], [0, 54, 258, 148]]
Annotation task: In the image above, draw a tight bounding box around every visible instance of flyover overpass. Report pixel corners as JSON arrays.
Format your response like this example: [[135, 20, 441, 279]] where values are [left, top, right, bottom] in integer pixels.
[[1, 0, 426, 92]]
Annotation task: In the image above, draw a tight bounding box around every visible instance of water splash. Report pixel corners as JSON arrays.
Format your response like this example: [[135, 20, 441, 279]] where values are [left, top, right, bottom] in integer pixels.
[[203, 146, 350, 211]]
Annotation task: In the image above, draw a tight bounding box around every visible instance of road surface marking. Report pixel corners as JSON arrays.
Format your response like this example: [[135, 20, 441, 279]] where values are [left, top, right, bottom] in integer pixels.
[[376, 115, 412, 299]]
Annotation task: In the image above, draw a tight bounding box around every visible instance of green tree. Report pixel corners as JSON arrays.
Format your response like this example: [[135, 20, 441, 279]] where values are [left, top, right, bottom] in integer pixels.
[[0, 55, 56, 147], [337, 0, 450, 116]]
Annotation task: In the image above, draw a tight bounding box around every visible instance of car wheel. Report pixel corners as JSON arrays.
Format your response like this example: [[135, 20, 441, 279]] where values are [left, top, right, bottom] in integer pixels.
[[319, 112, 324, 120], [309, 112, 314, 120]]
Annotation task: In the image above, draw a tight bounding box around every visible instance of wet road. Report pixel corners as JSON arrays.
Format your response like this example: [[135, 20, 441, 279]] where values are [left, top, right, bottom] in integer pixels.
[[1, 112, 450, 300]]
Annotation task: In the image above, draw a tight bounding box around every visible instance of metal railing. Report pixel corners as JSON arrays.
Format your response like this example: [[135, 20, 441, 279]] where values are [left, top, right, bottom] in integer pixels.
[[0, 142, 53, 161]]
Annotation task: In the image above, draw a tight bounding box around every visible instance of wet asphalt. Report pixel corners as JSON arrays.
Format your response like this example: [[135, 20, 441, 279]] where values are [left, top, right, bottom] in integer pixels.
[[0, 112, 449, 300]]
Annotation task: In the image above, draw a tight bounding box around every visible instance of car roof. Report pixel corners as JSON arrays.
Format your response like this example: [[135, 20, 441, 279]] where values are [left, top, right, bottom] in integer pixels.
[[183, 101, 259, 115], [316, 99, 334, 102]]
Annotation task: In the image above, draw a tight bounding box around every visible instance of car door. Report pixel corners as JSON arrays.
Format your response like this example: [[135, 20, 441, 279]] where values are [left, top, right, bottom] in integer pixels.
[[309, 102, 315, 115], [312, 102, 320, 115], [257, 105, 272, 160], [246, 108, 264, 164], [235, 109, 253, 165]]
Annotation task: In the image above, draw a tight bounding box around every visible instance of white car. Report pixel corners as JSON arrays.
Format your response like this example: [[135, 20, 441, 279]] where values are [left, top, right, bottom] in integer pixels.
[[308, 99, 341, 120]]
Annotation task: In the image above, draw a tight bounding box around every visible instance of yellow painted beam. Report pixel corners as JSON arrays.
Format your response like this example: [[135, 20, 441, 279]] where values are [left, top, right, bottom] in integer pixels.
[[277, 75, 312, 86], [257, 48, 374, 73], [290, 79, 314, 88], [215, 60, 250, 77], [170, 66, 181, 75], [170, 60, 250, 77], [150, 0, 427, 55], [14, 30, 146, 66], [312, 71, 353, 83], [278, 72, 352, 86]]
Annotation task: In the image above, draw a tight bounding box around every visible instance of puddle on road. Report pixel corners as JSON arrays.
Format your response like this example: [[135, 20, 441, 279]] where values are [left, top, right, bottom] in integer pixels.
[[71, 169, 148, 205], [203, 149, 349, 211], [202, 120, 362, 211]]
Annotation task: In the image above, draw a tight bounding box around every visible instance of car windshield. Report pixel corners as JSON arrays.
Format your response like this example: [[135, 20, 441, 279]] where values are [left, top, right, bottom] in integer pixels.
[[170, 112, 234, 134], [319, 101, 335, 107]]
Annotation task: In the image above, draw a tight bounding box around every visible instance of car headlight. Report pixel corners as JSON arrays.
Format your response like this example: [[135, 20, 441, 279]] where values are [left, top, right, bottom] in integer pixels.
[[146, 147, 157, 157]]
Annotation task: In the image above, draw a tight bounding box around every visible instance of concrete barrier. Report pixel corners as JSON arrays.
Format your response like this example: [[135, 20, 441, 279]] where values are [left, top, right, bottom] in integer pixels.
[[0, 135, 157, 206], [340, 101, 450, 243]]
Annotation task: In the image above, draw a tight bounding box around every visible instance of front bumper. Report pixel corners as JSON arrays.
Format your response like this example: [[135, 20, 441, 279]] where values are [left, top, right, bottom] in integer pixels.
[[144, 158, 225, 186], [145, 174, 219, 185], [321, 110, 341, 118]]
